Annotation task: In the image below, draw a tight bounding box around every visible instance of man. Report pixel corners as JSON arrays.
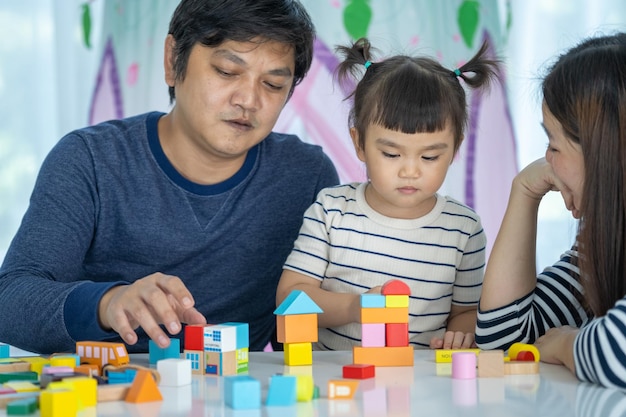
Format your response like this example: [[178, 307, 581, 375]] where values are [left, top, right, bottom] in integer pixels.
[[0, 0, 338, 353]]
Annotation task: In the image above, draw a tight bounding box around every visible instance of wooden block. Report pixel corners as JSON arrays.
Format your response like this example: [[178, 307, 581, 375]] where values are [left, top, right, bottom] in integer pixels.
[[361, 323, 385, 347], [328, 379, 359, 399], [385, 323, 409, 347], [276, 314, 318, 344], [0, 361, 31, 374], [0, 392, 39, 409], [434, 348, 481, 363], [353, 346, 413, 367], [504, 361, 539, 375], [477, 350, 505, 377], [385, 295, 409, 308], [97, 384, 130, 402], [125, 370, 162, 403], [361, 307, 409, 324], [507, 343, 540, 362], [381, 280, 411, 295], [343, 364, 375, 379], [284, 342, 312, 366]]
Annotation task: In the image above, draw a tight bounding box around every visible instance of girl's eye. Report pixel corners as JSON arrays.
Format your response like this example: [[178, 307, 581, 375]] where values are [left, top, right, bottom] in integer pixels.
[[382, 151, 399, 158], [422, 155, 440, 161]]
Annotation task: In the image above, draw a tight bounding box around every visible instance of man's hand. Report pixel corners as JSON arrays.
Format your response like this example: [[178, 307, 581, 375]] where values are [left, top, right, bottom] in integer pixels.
[[98, 273, 207, 348]]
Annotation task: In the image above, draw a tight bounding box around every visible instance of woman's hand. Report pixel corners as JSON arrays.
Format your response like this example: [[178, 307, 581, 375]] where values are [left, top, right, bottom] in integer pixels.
[[534, 326, 578, 373]]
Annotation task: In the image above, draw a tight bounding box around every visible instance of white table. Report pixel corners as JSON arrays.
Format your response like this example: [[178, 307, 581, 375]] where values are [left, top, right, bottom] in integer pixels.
[[3, 350, 625, 416]]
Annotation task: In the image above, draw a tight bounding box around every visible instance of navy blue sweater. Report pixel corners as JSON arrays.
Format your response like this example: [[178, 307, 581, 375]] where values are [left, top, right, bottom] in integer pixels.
[[0, 112, 338, 353]]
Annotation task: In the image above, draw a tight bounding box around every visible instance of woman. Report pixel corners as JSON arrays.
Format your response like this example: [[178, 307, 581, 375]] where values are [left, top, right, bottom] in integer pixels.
[[475, 32, 626, 389]]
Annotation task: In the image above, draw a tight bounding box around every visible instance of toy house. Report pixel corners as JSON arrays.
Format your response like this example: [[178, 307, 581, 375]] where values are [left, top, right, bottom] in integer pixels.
[[183, 322, 249, 376]]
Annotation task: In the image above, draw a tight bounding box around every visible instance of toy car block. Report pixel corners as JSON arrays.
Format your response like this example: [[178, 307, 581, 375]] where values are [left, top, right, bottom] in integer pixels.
[[504, 361, 540, 375], [276, 313, 319, 344], [361, 323, 385, 347], [157, 358, 192, 387], [148, 338, 181, 365], [266, 374, 297, 406], [125, 370, 163, 403], [0, 371, 38, 384], [507, 342, 540, 362], [6, 396, 37, 415], [184, 349, 205, 375], [97, 383, 130, 402], [0, 344, 8, 358], [353, 346, 414, 367], [385, 294, 409, 308], [381, 280, 411, 295], [204, 324, 237, 352], [343, 364, 375, 379], [361, 307, 409, 324], [274, 290, 323, 316], [40, 389, 77, 417], [360, 294, 386, 308], [224, 375, 261, 409], [477, 350, 505, 377], [328, 379, 359, 399], [284, 342, 313, 366], [386, 323, 409, 347], [295, 374, 315, 402], [434, 348, 481, 363], [183, 324, 206, 351], [222, 322, 250, 350]]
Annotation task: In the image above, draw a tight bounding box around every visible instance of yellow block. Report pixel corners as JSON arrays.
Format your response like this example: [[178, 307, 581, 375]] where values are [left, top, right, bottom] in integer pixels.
[[4, 381, 39, 393], [507, 342, 540, 362], [284, 342, 312, 366], [40, 389, 77, 417], [434, 348, 481, 363], [353, 346, 413, 367], [295, 375, 315, 402], [64, 377, 98, 408], [360, 307, 409, 324], [385, 295, 409, 308], [19, 356, 50, 375]]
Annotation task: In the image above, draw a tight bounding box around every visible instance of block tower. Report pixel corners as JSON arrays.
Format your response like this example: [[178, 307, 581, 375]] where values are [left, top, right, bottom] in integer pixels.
[[353, 279, 413, 366], [183, 322, 249, 376], [274, 290, 323, 366]]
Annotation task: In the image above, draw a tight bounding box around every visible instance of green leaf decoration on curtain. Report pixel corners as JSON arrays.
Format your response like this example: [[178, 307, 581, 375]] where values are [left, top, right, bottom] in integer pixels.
[[343, 0, 372, 40], [457, 0, 480, 48], [81, 3, 92, 49]]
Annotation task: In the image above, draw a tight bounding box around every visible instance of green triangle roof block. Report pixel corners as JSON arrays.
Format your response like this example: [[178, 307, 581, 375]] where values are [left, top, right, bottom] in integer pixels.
[[274, 290, 323, 315]]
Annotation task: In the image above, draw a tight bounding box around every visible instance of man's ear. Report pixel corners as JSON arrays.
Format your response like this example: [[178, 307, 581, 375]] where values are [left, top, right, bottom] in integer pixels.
[[350, 127, 366, 162], [164, 34, 176, 87]]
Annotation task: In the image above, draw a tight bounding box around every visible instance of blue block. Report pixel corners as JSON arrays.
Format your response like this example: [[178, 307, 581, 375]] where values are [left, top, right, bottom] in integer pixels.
[[224, 375, 261, 409], [148, 338, 180, 364], [0, 344, 9, 358], [222, 322, 249, 349], [360, 294, 386, 308], [266, 374, 297, 406]]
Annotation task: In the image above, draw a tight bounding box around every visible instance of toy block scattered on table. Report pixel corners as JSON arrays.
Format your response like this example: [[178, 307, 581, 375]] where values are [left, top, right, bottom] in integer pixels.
[[284, 342, 312, 366], [0, 392, 39, 410], [6, 396, 37, 415], [40, 389, 77, 417], [49, 354, 79, 368], [0, 372, 38, 384], [0, 360, 31, 374], [434, 348, 481, 363], [124, 370, 162, 403], [75, 341, 129, 372], [361, 323, 385, 347], [451, 352, 477, 379], [266, 374, 297, 406], [157, 358, 191, 387], [328, 379, 359, 399], [224, 375, 261, 409], [3, 382, 39, 393], [149, 338, 180, 364], [353, 346, 414, 367], [295, 375, 315, 402], [61, 376, 97, 408], [74, 364, 99, 377], [507, 342, 540, 362], [203, 323, 250, 376], [343, 364, 375, 379], [477, 350, 505, 377], [0, 344, 9, 358], [504, 361, 540, 375], [18, 357, 49, 375], [184, 350, 204, 375], [97, 383, 130, 402]]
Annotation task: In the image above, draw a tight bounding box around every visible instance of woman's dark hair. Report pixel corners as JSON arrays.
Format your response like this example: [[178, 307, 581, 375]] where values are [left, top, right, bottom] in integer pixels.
[[334, 37, 500, 153], [543, 32, 626, 316], [167, 0, 315, 102]]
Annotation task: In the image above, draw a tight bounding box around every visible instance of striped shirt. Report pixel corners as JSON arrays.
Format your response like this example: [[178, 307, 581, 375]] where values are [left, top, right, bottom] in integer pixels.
[[283, 182, 486, 349], [476, 247, 626, 389]]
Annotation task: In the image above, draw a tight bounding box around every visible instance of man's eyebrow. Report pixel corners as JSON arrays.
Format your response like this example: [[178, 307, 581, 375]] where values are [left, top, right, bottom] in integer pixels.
[[213, 49, 293, 77]]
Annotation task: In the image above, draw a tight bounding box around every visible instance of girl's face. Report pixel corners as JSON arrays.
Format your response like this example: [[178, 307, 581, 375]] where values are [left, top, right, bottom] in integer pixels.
[[542, 102, 585, 217], [351, 123, 456, 219]]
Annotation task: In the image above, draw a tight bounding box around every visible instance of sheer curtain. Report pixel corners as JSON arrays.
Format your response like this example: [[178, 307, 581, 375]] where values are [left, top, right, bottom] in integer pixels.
[[1, 0, 625, 271]]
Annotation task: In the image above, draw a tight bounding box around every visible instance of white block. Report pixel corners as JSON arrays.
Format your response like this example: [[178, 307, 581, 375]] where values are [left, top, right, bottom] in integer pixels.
[[157, 358, 192, 386]]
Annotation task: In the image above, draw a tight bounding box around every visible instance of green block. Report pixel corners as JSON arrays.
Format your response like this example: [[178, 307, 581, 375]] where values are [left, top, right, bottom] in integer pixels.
[[7, 397, 38, 415], [0, 372, 38, 384]]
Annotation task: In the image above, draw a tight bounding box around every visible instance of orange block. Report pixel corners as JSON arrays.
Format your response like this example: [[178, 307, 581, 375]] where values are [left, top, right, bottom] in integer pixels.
[[360, 307, 409, 324], [276, 314, 318, 343], [328, 379, 359, 399], [353, 346, 414, 367], [125, 370, 163, 403]]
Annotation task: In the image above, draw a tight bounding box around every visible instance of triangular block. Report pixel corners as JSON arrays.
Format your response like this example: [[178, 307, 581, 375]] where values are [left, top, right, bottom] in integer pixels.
[[125, 370, 163, 403], [274, 290, 323, 315]]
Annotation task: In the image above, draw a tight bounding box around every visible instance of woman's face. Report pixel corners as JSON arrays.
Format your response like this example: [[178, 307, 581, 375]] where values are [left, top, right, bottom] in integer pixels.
[[542, 102, 585, 218]]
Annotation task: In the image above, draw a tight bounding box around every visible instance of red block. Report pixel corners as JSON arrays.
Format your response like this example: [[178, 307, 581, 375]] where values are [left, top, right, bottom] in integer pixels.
[[381, 280, 410, 296], [515, 351, 536, 362], [343, 364, 375, 379], [386, 323, 409, 347], [184, 324, 205, 351]]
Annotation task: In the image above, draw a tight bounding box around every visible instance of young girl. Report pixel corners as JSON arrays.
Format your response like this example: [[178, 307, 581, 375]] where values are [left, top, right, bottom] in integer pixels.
[[276, 38, 500, 350]]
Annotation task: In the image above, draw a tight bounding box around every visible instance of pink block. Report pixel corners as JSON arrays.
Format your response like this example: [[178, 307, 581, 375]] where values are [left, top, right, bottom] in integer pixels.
[[361, 323, 385, 347], [451, 352, 476, 379]]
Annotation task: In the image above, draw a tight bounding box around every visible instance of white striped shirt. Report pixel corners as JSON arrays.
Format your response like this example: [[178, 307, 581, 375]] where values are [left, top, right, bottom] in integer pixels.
[[283, 183, 486, 349], [476, 248, 626, 390]]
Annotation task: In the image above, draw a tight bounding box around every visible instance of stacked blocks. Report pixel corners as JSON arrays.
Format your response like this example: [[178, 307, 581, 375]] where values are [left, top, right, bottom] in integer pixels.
[[274, 290, 323, 366], [353, 279, 413, 367], [183, 322, 249, 376]]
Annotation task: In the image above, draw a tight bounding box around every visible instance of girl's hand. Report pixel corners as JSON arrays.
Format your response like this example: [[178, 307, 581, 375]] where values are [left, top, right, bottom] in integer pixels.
[[430, 331, 476, 349]]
